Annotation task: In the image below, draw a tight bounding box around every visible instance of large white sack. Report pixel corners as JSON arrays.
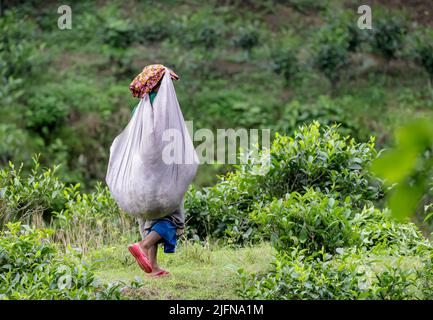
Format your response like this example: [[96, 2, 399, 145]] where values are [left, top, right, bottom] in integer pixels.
[[106, 68, 198, 220]]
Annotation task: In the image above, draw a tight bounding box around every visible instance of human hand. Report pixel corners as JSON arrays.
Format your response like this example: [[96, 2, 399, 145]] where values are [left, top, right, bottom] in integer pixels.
[[169, 69, 180, 80]]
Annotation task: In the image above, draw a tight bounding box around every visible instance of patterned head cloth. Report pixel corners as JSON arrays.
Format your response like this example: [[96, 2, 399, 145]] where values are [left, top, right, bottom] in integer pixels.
[[129, 64, 166, 99]]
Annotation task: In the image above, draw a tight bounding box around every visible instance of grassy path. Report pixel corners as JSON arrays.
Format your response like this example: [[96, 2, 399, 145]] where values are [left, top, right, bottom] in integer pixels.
[[89, 242, 274, 299]]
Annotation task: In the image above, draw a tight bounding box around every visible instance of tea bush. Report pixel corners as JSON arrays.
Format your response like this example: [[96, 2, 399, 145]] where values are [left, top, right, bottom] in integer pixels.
[[251, 188, 426, 254], [135, 20, 171, 44], [271, 49, 301, 86], [370, 13, 407, 62], [0, 10, 41, 80], [175, 11, 224, 50], [185, 122, 382, 243], [251, 190, 356, 253], [0, 124, 42, 165], [52, 183, 136, 252], [0, 157, 136, 251], [0, 222, 122, 299], [238, 245, 433, 300], [233, 24, 260, 55], [411, 31, 433, 84], [101, 18, 136, 49], [185, 171, 261, 244], [0, 156, 66, 229], [311, 24, 350, 88], [272, 97, 366, 143], [24, 85, 70, 134], [256, 122, 381, 203]]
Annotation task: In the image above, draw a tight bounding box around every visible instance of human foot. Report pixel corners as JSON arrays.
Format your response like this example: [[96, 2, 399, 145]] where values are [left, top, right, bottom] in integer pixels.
[[127, 243, 152, 273], [148, 269, 170, 278]]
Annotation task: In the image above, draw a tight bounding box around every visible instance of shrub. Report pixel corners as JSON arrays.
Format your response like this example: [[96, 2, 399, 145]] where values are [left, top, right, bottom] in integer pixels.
[[256, 122, 381, 203], [185, 173, 261, 244], [370, 13, 407, 62], [0, 124, 43, 165], [0, 156, 66, 229], [0, 157, 135, 251], [351, 206, 428, 253], [252, 190, 356, 253], [192, 26, 221, 50], [52, 183, 135, 252], [185, 122, 382, 243], [24, 85, 69, 134], [311, 25, 350, 89], [174, 11, 224, 50], [101, 18, 136, 48], [238, 245, 432, 300], [0, 10, 43, 105], [233, 24, 260, 55], [0, 10, 41, 79], [411, 31, 433, 84], [0, 222, 122, 299], [272, 96, 365, 141], [271, 49, 301, 86], [135, 21, 171, 44]]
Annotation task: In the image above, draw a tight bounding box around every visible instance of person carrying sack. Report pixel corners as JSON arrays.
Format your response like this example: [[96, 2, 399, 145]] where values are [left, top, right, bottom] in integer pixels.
[[106, 64, 197, 278]]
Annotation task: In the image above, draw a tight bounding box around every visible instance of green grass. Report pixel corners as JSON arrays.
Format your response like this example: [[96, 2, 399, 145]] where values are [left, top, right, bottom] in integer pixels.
[[88, 241, 274, 299]]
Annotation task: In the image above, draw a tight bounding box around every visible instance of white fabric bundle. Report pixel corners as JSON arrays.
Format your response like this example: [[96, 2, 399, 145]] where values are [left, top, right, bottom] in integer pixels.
[[106, 68, 198, 220]]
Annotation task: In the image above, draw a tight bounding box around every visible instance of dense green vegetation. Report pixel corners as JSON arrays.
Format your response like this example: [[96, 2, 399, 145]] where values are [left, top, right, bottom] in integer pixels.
[[1, 0, 433, 300]]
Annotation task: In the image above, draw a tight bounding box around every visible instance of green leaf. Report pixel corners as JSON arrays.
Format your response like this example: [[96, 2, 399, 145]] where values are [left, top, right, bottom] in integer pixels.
[[371, 148, 419, 185], [388, 177, 427, 221]]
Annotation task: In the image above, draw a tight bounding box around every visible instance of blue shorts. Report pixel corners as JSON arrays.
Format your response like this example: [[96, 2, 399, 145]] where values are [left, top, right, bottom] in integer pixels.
[[146, 219, 177, 253]]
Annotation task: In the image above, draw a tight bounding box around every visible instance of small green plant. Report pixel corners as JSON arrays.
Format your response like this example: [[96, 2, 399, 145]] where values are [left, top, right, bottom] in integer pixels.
[[174, 10, 224, 50], [0, 156, 135, 251], [272, 96, 365, 141]]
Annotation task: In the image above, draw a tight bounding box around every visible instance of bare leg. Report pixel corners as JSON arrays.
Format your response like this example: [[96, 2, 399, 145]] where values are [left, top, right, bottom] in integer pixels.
[[138, 231, 161, 258], [147, 244, 162, 275]]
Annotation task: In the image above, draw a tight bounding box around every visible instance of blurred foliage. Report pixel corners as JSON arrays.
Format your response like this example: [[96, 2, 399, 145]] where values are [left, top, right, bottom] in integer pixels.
[[271, 48, 301, 86], [370, 11, 408, 62], [411, 30, 433, 85], [372, 118, 433, 221]]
